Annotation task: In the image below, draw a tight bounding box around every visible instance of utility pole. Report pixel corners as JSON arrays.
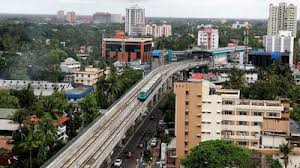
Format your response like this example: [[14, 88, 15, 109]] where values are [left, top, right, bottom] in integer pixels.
[[244, 26, 250, 66]]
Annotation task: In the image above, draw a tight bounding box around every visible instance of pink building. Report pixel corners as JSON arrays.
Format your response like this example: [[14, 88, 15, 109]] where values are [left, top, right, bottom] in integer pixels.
[[66, 11, 76, 23]]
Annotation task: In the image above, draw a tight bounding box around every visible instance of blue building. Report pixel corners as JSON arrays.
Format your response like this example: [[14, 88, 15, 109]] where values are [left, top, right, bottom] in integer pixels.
[[64, 87, 93, 102]]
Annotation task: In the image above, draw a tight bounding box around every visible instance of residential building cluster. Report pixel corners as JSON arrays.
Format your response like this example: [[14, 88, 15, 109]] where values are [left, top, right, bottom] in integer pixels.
[[145, 24, 172, 38], [197, 28, 219, 49], [232, 21, 250, 29], [172, 79, 299, 167], [267, 3, 298, 37], [56, 10, 123, 24], [92, 12, 122, 24]]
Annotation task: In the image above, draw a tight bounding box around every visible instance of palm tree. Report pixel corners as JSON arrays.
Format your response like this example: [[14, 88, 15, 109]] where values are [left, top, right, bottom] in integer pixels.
[[279, 141, 293, 168], [17, 125, 43, 168], [106, 73, 121, 103]]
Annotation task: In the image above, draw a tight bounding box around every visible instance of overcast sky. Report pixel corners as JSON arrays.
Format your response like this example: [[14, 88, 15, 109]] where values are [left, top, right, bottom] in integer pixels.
[[0, 0, 299, 19]]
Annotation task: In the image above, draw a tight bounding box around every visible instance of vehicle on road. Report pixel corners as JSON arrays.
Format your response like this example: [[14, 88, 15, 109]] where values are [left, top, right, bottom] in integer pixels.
[[114, 159, 123, 167], [150, 138, 157, 147]]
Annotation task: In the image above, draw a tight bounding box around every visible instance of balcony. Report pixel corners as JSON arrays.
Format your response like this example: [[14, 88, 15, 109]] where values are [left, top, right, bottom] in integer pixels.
[[57, 125, 66, 135]]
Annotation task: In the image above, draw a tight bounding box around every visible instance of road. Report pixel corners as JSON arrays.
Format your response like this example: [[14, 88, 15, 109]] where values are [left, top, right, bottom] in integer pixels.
[[112, 99, 164, 168]]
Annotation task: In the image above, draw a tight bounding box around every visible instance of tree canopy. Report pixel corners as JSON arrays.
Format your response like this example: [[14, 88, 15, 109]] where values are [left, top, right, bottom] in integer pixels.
[[181, 140, 251, 168]]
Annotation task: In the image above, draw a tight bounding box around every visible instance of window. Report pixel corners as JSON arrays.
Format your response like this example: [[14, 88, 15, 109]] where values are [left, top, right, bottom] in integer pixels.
[[185, 101, 189, 105], [253, 112, 262, 116], [268, 113, 277, 117], [239, 121, 248, 125], [239, 111, 247, 115], [186, 91, 189, 95], [223, 100, 233, 105], [253, 122, 261, 126], [185, 121, 189, 126], [238, 141, 247, 146], [223, 110, 233, 115], [185, 131, 189, 136], [184, 142, 188, 146], [185, 112, 189, 115], [223, 120, 234, 125]]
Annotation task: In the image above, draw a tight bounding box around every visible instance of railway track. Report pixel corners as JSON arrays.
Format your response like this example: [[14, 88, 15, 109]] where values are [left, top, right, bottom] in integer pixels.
[[42, 60, 209, 168]]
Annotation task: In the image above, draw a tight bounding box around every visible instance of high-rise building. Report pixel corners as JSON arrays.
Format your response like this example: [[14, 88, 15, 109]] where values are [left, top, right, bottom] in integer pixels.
[[93, 12, 111, 24], [66, 11, 76, 23], [145, 24, 172, 38], [125, 4, 145, 36], [57, 10, 65, 21], [174, 79, 293, 166], [197, 28, 219, 49], [263, 30, 295, 66], [110, 14, 122, 23], [267, 3, 298, 37]]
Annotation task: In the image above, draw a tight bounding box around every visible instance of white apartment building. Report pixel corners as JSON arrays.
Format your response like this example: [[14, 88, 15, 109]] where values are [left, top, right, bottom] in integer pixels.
[[175, 79, 294, 166], [197, 28, 219, 49], [232, 21, 249, 29], [60, 57, 81, 73], [267, 3, 298, 37], [263, 30, 295, 67], [73, 67, 104, 86], [0, 80, 73, 96], [145, 24, 172, 38], [125, 4, 145, 36]]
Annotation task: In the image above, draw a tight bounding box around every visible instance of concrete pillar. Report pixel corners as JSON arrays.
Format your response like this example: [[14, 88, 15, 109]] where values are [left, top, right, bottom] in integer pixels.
[[179, 71, 184, 81], [106, 152, 112, 164]]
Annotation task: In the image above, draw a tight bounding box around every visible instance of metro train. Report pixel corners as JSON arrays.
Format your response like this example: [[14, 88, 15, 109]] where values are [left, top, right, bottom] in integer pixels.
[[137, 74, 162, 101]]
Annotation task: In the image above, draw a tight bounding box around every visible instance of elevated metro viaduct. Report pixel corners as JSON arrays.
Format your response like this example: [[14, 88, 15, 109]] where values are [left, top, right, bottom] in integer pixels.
[[42, 58, 210, 168]]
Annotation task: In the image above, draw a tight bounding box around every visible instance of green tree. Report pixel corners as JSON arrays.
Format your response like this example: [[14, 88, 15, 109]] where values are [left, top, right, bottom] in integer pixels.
[[160, 92, 175, 123], [181, 140, 251, 168], [0, 90, 19, 108], [79, 94, 98, 127], [279, 142, 292, 168], [223, 67, 245, 90], [10, 86, 36, 109], [17, 126, 43, 168]]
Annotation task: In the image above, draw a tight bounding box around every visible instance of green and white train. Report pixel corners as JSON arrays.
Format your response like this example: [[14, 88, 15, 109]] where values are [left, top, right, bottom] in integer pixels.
[[137, 74, 162, 102]]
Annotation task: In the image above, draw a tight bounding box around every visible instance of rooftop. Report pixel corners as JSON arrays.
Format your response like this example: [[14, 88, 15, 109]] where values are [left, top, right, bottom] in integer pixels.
[[0, 108, 18, 119], [103, 37, 153, 43], [290, 119, 300, 136]]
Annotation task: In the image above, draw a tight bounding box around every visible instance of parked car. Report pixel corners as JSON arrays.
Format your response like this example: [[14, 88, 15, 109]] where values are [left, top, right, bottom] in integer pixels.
[[114, 159, 122, 167]]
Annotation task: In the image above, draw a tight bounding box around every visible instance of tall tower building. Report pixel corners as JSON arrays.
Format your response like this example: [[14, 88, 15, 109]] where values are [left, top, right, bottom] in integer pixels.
[[66, 11, 76, 23], [267, 3, 298, 37], [125, 4, 145, 36], [197, 28, 219, 49], [57, 10, 65, 21]]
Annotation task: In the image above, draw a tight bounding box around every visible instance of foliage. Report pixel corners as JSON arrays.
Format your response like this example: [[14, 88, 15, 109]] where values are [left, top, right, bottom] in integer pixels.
[[223, 67, 246, 90], [160, 92, 176, 123], [181, 140, 251, 168], [265, 155, 283, 168], [96, 68, 143, 108], [0, 89, 19, 108], [10, 86, 37, 109], [79, 94, 99, 127], [279, 142, 292, 168]]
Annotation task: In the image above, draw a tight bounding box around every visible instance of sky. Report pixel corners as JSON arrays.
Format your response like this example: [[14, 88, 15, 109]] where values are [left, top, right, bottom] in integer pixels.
[[0, 0, 299, 19]]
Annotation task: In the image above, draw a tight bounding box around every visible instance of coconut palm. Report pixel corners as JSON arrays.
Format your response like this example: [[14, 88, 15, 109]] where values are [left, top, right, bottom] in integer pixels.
[[279, 142, 293, 168], [17, 125, 43, 168]]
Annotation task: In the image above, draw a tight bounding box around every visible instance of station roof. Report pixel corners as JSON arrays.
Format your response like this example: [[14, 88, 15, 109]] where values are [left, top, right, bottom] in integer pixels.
[[192, 46, 251, 55]]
